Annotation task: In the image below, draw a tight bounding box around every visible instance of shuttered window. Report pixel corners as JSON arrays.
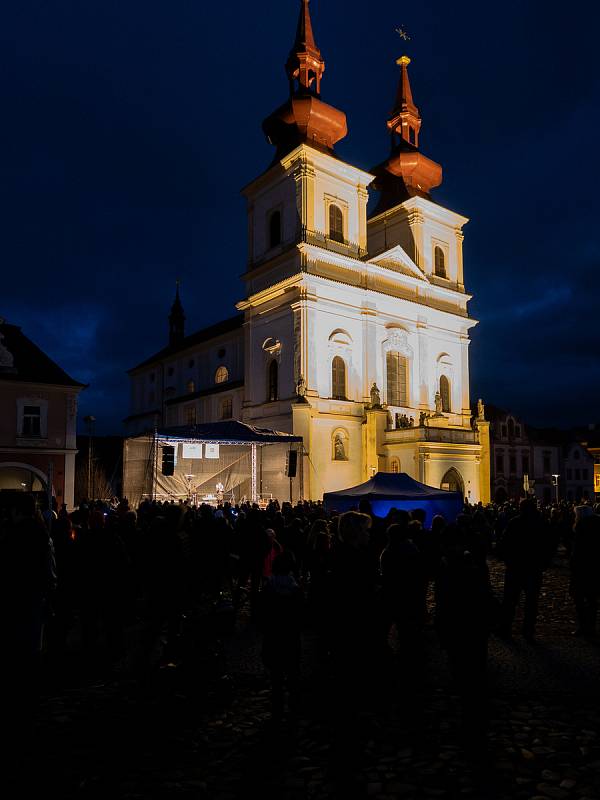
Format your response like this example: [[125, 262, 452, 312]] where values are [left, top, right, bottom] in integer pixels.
[[440, 374, 450, 412], [267, 359, 278, 402], [386, 351, 408, 406], [329, 204, 344, 243], [434, 246, 446, 277], [332, 356, 346, 400]]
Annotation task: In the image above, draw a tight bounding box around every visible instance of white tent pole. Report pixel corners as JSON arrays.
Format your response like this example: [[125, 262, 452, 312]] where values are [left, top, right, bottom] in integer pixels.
[[251, 443, 258, 503]]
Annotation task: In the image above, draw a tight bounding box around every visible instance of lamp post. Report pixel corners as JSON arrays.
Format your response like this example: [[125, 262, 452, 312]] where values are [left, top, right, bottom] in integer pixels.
[[83, 415, 96, 501], [551, 473, 559, 504]]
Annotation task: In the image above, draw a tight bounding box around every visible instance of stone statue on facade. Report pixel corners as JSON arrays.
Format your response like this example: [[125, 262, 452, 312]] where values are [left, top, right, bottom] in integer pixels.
[[419, 411, 427, 427], [434, 390, 443, 415], [295, 374, 307, 403], [370, 382, 381, 407], [477, 397, 485, 421], [334, 432, 346, 461]]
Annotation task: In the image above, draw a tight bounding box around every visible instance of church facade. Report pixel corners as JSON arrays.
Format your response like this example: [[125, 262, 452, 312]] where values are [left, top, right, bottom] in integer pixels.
[[126, 1, 491, 504]]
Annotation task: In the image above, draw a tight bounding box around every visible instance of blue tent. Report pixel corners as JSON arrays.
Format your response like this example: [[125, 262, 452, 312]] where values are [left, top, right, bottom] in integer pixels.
[[323, 472, 463, 527]]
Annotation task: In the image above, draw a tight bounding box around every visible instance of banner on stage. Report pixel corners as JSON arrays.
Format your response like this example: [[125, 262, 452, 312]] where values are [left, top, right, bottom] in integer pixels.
[[205, 443, 220, 459], [182, 443, 202, 459]]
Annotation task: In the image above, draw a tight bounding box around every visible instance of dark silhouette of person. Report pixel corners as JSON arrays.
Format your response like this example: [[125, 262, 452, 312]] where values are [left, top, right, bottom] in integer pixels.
[[256, 550, 304, 724], [0, 493, 56, 765], [497, 497, 553, 642], [435, 524, 498, 753], [380, 514, 426, 680], [569, 507, 600, 638]]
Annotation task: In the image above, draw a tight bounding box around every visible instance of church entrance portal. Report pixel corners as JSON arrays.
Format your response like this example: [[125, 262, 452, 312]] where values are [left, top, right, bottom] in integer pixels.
[[440, 468, 464, 497]]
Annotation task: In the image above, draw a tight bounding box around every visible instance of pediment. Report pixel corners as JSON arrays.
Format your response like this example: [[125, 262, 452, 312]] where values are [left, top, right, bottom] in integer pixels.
[[367, 245, 430, 283]]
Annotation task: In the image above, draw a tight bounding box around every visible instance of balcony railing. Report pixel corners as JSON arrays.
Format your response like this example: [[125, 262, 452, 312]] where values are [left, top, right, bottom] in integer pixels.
[[384, 426, 479, 446]]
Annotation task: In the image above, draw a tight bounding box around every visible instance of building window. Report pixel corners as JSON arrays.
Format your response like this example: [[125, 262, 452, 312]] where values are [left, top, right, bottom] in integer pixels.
[[332, 429, 349, 461], [507, 418, 515, 438], [185, 405, 196, 426], [149, 391, 155, 404], [149, 372, 156, 383], [167, 366, 174, 377], [267, 359, 278, 402], [331, 356, 346, 400], [390, 458, 400, 474], [215, 365, 228, 384], [509, 453, 517, 474], [566, 468, 573, 480], [516, 425, 521, 438], [22, 406, 41, 437], [575, 468, 581, 481], [522, 453, 530, 475], [220, 397, 233, 419], [583, 469, 589, 481], [434, 246, 446, 278], [573, 449, 580, 460], [496, 452, 504, 474], [269, 210, 281, 249], [386, 351, 408, 407], [186, 380, 195, 394], [218, 347, 226, 358], [328, 204, 344, 243], [439, 374, 451, 412], [543, 452, 551, 474], [501, 424, 507, 438]]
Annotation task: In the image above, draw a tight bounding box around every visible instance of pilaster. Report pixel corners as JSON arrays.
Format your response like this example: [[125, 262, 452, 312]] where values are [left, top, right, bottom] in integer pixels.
[[363, 407, 388, 481], [476, 420, 491, 504]]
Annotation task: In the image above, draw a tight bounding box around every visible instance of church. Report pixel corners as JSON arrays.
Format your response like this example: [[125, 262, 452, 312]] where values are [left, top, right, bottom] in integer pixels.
[[125, 0, 491, 505]]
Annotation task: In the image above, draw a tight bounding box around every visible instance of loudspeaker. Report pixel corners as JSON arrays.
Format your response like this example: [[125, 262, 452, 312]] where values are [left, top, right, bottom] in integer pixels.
[[161, 445, 175, 476], [285, 449, 297, 478]]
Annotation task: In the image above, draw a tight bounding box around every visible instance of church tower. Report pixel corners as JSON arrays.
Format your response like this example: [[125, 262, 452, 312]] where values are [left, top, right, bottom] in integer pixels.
[[168, 282, 185, 346], [237, 5, 490, 503]]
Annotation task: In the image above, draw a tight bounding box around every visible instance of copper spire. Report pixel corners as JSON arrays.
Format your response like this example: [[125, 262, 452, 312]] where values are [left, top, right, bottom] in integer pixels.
[[286, 0, 325, 96], [263, 0, 346, 159], [388, 56, 421, 148], [369, 56, 442, 214]]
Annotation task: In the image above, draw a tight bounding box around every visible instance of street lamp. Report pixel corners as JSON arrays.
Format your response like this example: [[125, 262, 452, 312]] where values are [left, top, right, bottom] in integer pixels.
[[83, 415, 96, 500], [551, 473, 559, 504]]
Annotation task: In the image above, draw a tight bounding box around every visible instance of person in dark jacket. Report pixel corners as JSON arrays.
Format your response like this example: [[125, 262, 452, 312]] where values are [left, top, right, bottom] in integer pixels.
[[569, 508, 600, 638], [257, 550, 304, 723], [435, 524, 498, 752], [497, 497, 554, 642]]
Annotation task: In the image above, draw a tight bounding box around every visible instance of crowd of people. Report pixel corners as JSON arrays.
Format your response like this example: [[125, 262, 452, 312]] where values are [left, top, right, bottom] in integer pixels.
[[1, 490, 599, 760]]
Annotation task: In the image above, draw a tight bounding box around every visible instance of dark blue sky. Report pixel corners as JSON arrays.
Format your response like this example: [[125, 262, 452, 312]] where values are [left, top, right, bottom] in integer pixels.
[[2, 1, 599, 434]]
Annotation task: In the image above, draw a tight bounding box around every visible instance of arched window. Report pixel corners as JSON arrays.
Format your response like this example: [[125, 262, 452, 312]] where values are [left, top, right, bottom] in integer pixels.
[[507, 418, 515, 438], [329, 204, 344, 243], [386, 351, 408, 406], [215, 365, 228, 384], [434, 246, 446, 278], [332, 429, 349, 461], [267, 359, 278, 402], [390, 458, 400, 474], [439, 375, 450, 412], [331, 356, 346, 400], [269, 210, 281, 249], [220, 397, 233, 420]]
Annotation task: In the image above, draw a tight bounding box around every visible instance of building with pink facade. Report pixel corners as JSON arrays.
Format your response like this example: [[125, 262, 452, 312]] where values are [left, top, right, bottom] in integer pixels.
[[0, 318, 85, 510]]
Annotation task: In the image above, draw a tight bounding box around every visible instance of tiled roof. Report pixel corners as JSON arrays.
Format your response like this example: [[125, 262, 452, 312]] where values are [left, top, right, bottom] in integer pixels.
[[0, 321, 85, 388], [129, 314, 244, 373]]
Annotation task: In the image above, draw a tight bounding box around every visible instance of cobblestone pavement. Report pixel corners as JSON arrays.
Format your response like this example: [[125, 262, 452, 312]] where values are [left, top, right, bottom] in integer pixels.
[[20, 555, 600, 800]]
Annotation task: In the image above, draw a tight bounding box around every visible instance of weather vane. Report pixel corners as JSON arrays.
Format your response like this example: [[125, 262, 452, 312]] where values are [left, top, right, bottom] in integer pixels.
[[395, 26, 410, 41]]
